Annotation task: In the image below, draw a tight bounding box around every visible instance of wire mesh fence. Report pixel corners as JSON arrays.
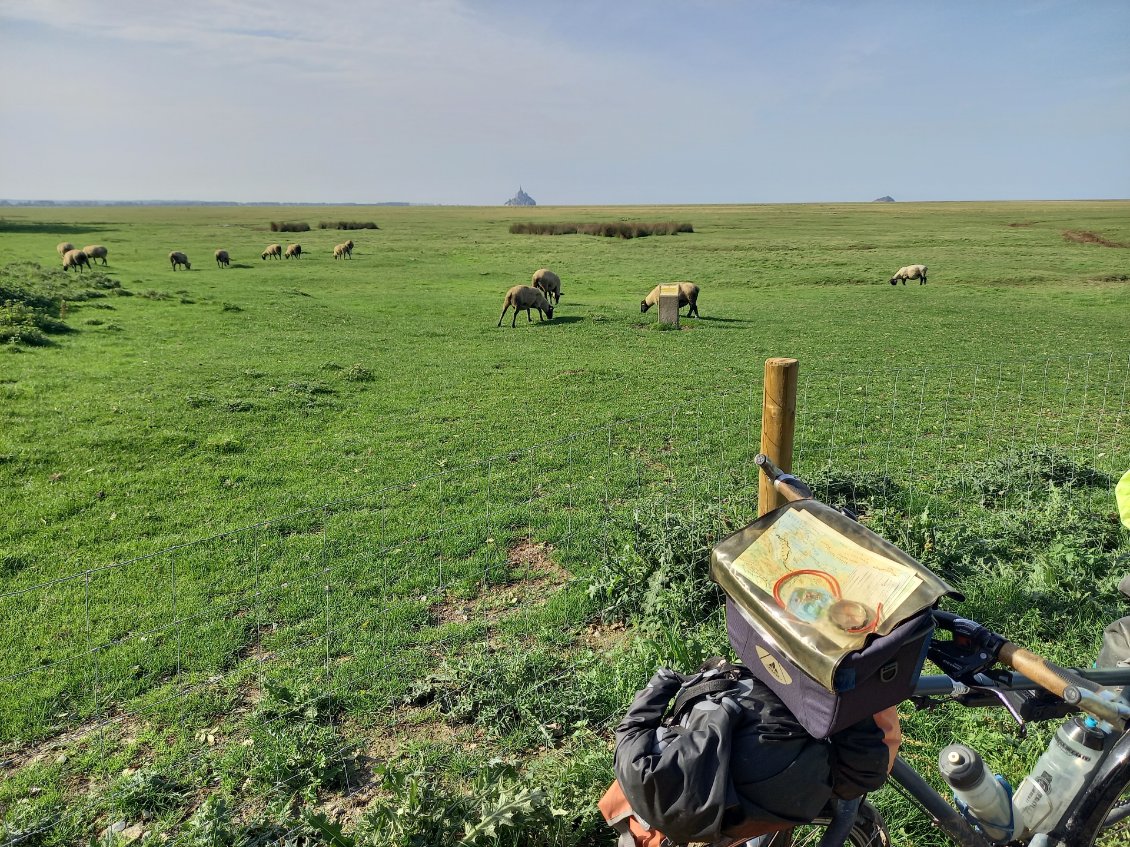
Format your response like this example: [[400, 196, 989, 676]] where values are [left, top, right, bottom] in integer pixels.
[[1, 352, 1128, 844]]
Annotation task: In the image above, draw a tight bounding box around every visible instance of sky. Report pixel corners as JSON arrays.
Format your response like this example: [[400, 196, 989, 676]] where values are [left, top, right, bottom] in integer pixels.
[[1, 0, 1128, 205]]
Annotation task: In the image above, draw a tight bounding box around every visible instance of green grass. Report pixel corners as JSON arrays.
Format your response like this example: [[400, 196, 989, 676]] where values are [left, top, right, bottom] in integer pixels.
[[1, 201, 1129, 844]]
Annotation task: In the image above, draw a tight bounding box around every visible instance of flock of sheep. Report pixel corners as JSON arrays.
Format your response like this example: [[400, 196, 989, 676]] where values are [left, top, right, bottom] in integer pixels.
[[56, 239, 359, 273], [55, 239, 924, 327], [497, 272, 704, 328]]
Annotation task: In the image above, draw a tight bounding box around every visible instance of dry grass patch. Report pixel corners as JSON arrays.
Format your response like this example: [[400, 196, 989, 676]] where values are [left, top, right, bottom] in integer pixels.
[[1063, 229, 1126, 247]]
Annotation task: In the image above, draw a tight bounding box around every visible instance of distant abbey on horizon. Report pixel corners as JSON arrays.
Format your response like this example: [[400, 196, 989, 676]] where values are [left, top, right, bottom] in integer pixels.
[[504, 187, 536, 206]]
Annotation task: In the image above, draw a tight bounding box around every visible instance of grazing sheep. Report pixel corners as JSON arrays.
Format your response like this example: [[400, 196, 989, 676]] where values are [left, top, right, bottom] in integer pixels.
[[497, 285, 555, 327], [333, 242, 351, 259], [62, 249, 89, 273], [284, 243, 302, 259], [261, 243, 283, 260], [169, 251, 191, 271], [641, 282, 700, 318], [215, 249, 231, 268], [344, 239, 354, 256], [531, 268, 562, 304], [82, 244, 108, 265], [889, 264, 928, 285], [56, 242, 75, 256]]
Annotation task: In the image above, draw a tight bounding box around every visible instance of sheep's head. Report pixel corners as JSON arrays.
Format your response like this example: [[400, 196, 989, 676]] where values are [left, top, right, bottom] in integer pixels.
[[546, 305, 555, 320], [889, 278, 898, 285], [640, 300, 651, 313]]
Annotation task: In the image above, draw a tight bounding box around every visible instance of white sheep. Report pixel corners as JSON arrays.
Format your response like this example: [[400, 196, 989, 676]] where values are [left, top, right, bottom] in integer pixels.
[[531, 268, 562, 304], [262, 243, 282, 260], [284, 243, 302, 259], [56, 242, 75, 256], [889, 264, 928, 285], [82, 245, 108, 265], [62, 249, 89, 273], [641, 282, 700, 318], [333, 242, 351, 260], [497, 285, 555, 327], [169, 251, 191, 271], [215, 249, 231, 268]]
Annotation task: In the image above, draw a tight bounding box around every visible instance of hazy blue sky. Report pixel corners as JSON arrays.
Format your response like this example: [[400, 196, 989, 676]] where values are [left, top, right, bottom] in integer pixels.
[[2, 1, 1127, 204]]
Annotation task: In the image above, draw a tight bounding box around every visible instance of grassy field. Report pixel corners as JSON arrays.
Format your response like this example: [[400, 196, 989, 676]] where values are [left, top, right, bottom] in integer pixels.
[[2, 201, 1129, 845]]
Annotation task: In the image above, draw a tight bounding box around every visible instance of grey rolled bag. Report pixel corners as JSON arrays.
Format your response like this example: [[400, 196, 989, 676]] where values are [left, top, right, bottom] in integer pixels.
[[613, 664, 890, 844]]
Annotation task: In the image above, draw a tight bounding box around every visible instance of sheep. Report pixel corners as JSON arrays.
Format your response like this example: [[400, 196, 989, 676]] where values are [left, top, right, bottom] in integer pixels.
[[56, 242, 75, 256], [169, 251, 191, 271], [344, 239, 354, 256], [497, 285, 555, 327], [284, 243, 302, 259], [333, 242, 351, 260], [82, 244, 108, 265], [215, 249, 231, 268], [889, 264, 928, 285], [261, 243, 282, 260], [641, 282, 700, 318], [62, 249, 89, 273], [531, 268, 562, 304]]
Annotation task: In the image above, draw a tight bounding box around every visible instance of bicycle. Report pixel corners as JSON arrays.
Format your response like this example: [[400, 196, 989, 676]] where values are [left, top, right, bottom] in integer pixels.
[[745, 455, 1130, 847]]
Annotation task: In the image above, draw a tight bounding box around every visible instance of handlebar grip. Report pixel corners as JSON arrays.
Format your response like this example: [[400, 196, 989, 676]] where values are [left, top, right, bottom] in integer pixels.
[[999, 642, 1103, 698], [754, 454, 813, 502]]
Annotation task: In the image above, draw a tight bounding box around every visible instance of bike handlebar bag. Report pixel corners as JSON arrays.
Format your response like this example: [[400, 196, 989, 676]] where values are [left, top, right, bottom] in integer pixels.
[[712, 498, 959, 738]]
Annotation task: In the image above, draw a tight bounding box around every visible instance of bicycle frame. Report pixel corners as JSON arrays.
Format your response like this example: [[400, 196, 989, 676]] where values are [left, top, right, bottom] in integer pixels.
[[883, 653, 1130, 847]]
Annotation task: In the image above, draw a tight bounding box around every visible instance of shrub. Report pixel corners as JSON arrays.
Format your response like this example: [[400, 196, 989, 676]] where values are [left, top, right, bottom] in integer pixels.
[[269, 221, 310, 233], [509, 222, 693, 239], [318, 221, 379, 230]]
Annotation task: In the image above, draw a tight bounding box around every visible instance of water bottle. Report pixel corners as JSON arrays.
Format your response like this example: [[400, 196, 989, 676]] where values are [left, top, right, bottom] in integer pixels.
[[1012, 716, 1106, 835], [938, 744, 1017, 842]]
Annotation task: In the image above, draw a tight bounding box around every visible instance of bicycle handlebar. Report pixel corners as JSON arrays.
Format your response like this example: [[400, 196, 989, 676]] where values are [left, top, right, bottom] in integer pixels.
[[753, 454, 813, 502]]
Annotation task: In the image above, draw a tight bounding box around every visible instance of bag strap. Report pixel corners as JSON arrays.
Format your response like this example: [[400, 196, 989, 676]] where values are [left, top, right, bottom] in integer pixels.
[[668, 661, 753, 725]]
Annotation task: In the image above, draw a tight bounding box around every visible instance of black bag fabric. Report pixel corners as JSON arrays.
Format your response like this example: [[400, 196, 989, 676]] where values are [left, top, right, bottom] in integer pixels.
[[613, 661, 889, 844]]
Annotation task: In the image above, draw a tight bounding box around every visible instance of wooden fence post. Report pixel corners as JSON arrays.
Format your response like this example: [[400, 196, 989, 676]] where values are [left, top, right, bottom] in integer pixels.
[[758, 357, 799, 516]]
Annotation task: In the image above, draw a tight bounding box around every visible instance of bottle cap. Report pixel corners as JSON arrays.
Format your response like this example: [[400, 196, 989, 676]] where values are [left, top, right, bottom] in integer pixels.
[[939, 744, 984, 789]]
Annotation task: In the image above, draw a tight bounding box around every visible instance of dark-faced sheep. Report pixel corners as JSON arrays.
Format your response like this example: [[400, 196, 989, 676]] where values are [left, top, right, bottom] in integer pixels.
[[333, 242, 351, 260], [531, 268, 562, 304], [62, 249, 89, 273], [284, 243, 302, 259], [497, 285, 554, 327], [641, 282, 700, 318], [215, 249, 231, 268], [169, 251, 191, 271], [82, 244, 108, 265], [889, 264, 927, 285], [262, 243, 282, 260], [56, 242, 75, 256]]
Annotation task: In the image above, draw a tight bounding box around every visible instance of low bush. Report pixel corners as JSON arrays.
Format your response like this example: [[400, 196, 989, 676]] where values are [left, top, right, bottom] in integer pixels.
[[269, 221, 310, 232], [318, 221, 379, 230], [510, 222, 694, 239]]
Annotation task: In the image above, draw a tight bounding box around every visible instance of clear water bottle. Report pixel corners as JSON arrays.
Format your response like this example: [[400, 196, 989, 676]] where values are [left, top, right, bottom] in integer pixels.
[[938, 744, 1017, 843], [1012, 716, 1106, 835]]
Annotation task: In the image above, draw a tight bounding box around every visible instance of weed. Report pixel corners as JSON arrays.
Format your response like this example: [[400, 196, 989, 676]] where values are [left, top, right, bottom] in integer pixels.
[[344, 364, 373, 382], [106, 769, 186, 817], [588, 495, 730, 631]]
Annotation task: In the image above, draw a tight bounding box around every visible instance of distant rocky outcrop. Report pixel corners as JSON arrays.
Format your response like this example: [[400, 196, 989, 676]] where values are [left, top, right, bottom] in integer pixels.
[[873, 195, 895, 203], [504, 187, 536, 206]]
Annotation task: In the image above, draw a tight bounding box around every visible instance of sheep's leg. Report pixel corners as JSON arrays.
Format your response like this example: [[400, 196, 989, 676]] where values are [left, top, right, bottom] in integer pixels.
[[498, 304, 511, 327], [526, 308, 533, 323]]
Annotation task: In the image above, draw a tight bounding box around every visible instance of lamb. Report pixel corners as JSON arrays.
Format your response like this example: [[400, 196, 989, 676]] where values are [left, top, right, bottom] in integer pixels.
[[333, 242, 351, 259], [641, 282, 700, 318], [82, 245, 108, 265], [62, 249, 89, 273], [284, 243, 302, 259], [56, 242, 75, 256], [169, 251, 191, 271], [889, 264, 928, 285], [261, 243, 282, 260], [497, 285, 555, 327], [531, 268, 562, 304], [215, 249, 231, 268]]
